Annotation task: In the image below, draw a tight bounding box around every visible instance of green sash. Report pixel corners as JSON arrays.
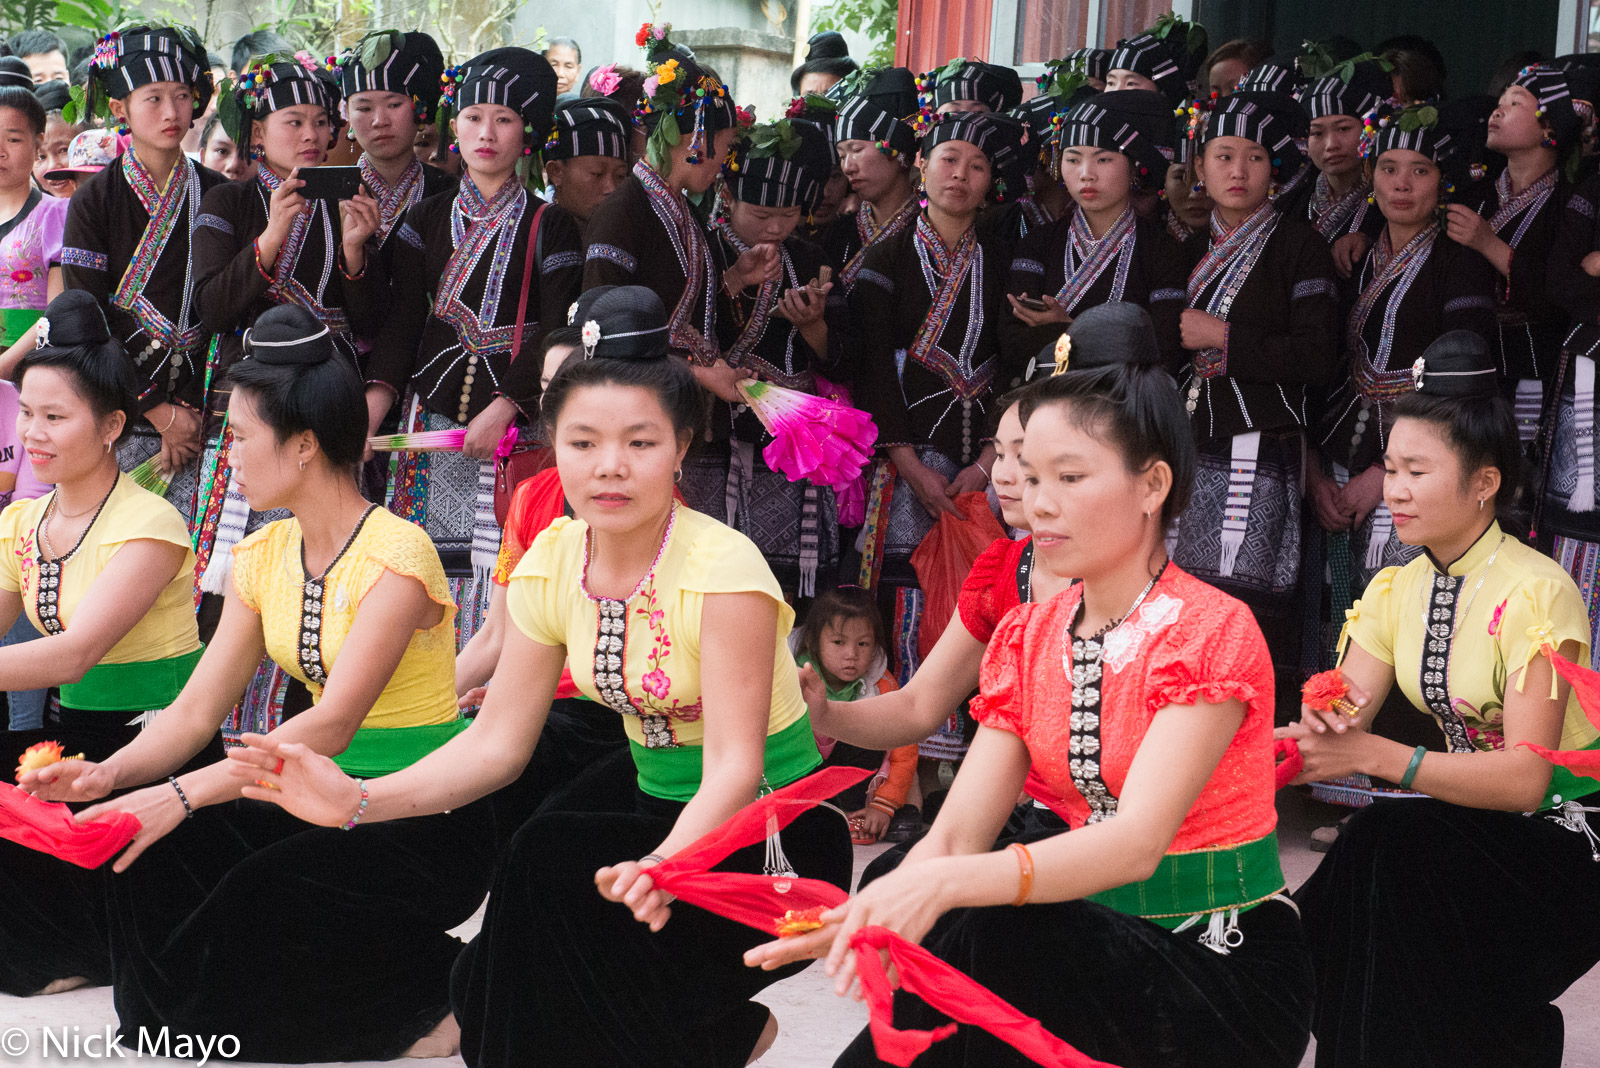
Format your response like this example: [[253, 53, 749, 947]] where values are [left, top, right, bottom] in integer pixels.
[[1544, 736, 1600, 810], [333, 718, 472, 777], [0, 308, 42, 348], [1087, 832, 1287, 929], [59, 647, 203, 711], [630, 713, 823, 802]]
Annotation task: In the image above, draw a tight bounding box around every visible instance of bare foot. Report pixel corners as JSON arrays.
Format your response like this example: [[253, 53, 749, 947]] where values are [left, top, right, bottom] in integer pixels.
[[30, 977, 90, 996], [745, 1009, 778, 1065], [404, 1012, 460, 1059]]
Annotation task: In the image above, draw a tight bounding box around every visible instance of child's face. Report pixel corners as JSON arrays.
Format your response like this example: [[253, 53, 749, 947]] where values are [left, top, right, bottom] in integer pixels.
[[818, 617, 875, 684]]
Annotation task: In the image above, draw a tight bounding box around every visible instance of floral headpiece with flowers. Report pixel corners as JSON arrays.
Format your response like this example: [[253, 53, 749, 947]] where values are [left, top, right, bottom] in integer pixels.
[[217, 51, 336, 154], [67, 21, 211, 127], [636, 22, 732, 172]]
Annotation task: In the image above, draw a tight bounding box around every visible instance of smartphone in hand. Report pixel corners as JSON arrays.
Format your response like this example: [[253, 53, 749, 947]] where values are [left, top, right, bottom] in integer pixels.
[[295, 166, 364, 201]]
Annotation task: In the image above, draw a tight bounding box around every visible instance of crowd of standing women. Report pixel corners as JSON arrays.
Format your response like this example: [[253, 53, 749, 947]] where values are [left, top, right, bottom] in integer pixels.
[[0, 10, 1596, 1068]]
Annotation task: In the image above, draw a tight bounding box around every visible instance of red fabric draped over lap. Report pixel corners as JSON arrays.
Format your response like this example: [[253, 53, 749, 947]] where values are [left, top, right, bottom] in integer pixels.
[[0, 782, 139, 868]]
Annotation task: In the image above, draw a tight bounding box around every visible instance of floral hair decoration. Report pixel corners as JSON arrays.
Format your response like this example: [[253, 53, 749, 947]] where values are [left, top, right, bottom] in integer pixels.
[[637, 22, 735, 172]]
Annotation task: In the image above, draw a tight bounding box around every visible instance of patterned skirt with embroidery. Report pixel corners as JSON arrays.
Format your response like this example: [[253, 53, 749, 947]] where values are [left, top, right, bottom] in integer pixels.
[[681, 440, 840, 599], [386, 408, 499, 650], [1171, 433, 1304, 602]]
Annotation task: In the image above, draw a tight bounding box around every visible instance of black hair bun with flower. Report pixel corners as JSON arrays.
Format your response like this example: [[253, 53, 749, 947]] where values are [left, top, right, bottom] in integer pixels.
[[35, 291, 111, 351], [578, 285, 670, 361]]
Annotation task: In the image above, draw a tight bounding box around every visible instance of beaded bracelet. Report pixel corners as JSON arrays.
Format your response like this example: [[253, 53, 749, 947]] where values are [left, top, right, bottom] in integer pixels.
[[640, 853, 665, 866], [867, 797, 898, 818], [342, 779, 369, 831], [1007, 841, 1034, 906], [252, 239, 275, 284], [168, 776, 194, 820]]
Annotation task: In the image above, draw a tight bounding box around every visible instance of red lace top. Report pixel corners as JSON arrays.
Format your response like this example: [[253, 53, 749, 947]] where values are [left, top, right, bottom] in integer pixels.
[[957, 535, 1031, 642], [971, 564, 1278, 852]]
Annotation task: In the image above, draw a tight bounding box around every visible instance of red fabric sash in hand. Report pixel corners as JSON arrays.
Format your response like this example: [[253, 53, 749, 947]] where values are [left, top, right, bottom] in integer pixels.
[[1274, 738, 1304, 790], [1515, 644, 1600, 780], [648, 766, 868, 929], [0, 782, 139, 868], [852, 925, 1121, 1068], [648, 766, 1123, 1068]]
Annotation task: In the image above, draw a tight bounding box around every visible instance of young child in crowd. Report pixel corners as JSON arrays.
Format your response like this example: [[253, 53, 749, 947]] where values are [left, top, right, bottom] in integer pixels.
[[796, 586, 919, 843]]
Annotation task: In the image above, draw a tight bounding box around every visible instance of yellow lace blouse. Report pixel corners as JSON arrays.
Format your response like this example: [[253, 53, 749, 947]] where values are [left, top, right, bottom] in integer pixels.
[[1341, 522, 1599, 807], [0, 474, 199, 663], [230, 507, 460, 730]]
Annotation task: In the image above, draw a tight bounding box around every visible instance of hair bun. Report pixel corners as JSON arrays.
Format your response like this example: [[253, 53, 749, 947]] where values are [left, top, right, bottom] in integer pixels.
[[36, 290, 111, 350], [579, 285, 671, 361], [1028, 302, 1160, 379], [806, 31, 850, 61], [243, 305, 335, 366]]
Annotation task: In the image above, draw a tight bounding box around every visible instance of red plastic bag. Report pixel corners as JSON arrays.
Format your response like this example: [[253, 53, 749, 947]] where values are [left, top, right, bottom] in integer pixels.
[[910, 492, 1004, 660], [0, 782, 140, 868]]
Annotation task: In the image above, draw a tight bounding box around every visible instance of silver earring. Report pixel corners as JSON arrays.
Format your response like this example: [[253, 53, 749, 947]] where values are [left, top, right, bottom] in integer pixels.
[[300, 459, 306, 471], [1479, 498, 1485, 510], [674, 468, 683, 484]]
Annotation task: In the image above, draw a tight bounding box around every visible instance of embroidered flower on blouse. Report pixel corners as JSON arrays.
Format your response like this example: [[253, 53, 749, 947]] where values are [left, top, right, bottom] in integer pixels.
[[1488, 597, 1507, 637], [10, 269, 32, 284], [641, 669, 671, 699]]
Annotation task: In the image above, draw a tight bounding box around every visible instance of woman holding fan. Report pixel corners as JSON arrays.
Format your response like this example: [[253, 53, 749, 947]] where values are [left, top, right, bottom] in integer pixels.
[[364, 47, 581, 647], [698, 115, 840, 599]]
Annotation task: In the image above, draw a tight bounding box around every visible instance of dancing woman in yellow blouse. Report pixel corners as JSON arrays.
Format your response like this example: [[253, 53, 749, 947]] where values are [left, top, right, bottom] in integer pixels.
[[0, 291, 214, 998], [232, 285, 853, 1068], [20, 305, 494, 1062], [1283, 332, 1600, 1067]]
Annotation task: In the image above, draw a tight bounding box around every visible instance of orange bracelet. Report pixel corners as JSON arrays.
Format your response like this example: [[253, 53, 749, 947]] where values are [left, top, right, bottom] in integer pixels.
[[1008, 842, 1034, 906]]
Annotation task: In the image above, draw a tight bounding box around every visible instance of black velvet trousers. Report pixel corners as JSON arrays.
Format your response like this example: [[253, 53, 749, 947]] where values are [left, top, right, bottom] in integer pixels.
[[0, 710, 224, 995], [1296, 798, 1600, 1068], [837, 833, 1312, 1068], [450, 748, 854, 1068], [105, 794, 496, 1063]]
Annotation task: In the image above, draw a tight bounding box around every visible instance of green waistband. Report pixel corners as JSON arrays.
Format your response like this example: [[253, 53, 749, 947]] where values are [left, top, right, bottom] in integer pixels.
[[333, 718, 472, 777], [59, 647, 203, 711], [1088, 832, 1287, 929], [0, 308, 42, 347], [1544, 736, 1600, 810], [629, 713, 823, 802]]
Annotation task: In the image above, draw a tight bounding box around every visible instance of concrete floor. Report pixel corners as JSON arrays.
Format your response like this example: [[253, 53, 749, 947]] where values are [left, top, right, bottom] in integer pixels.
[[2, 789, 1596, 1067]]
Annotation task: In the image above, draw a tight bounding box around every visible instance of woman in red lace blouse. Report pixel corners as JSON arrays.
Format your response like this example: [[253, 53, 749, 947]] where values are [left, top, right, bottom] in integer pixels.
[[753, 304, 1313, 1068]]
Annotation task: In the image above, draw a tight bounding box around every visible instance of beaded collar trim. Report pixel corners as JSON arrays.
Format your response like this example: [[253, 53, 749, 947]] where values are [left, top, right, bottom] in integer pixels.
[[33, 477, 119, 636], [115, 151, 205, 358], [296, 505, 379, 687], [1057, 206, 1135, 315], [584, 503, 680, 748]]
